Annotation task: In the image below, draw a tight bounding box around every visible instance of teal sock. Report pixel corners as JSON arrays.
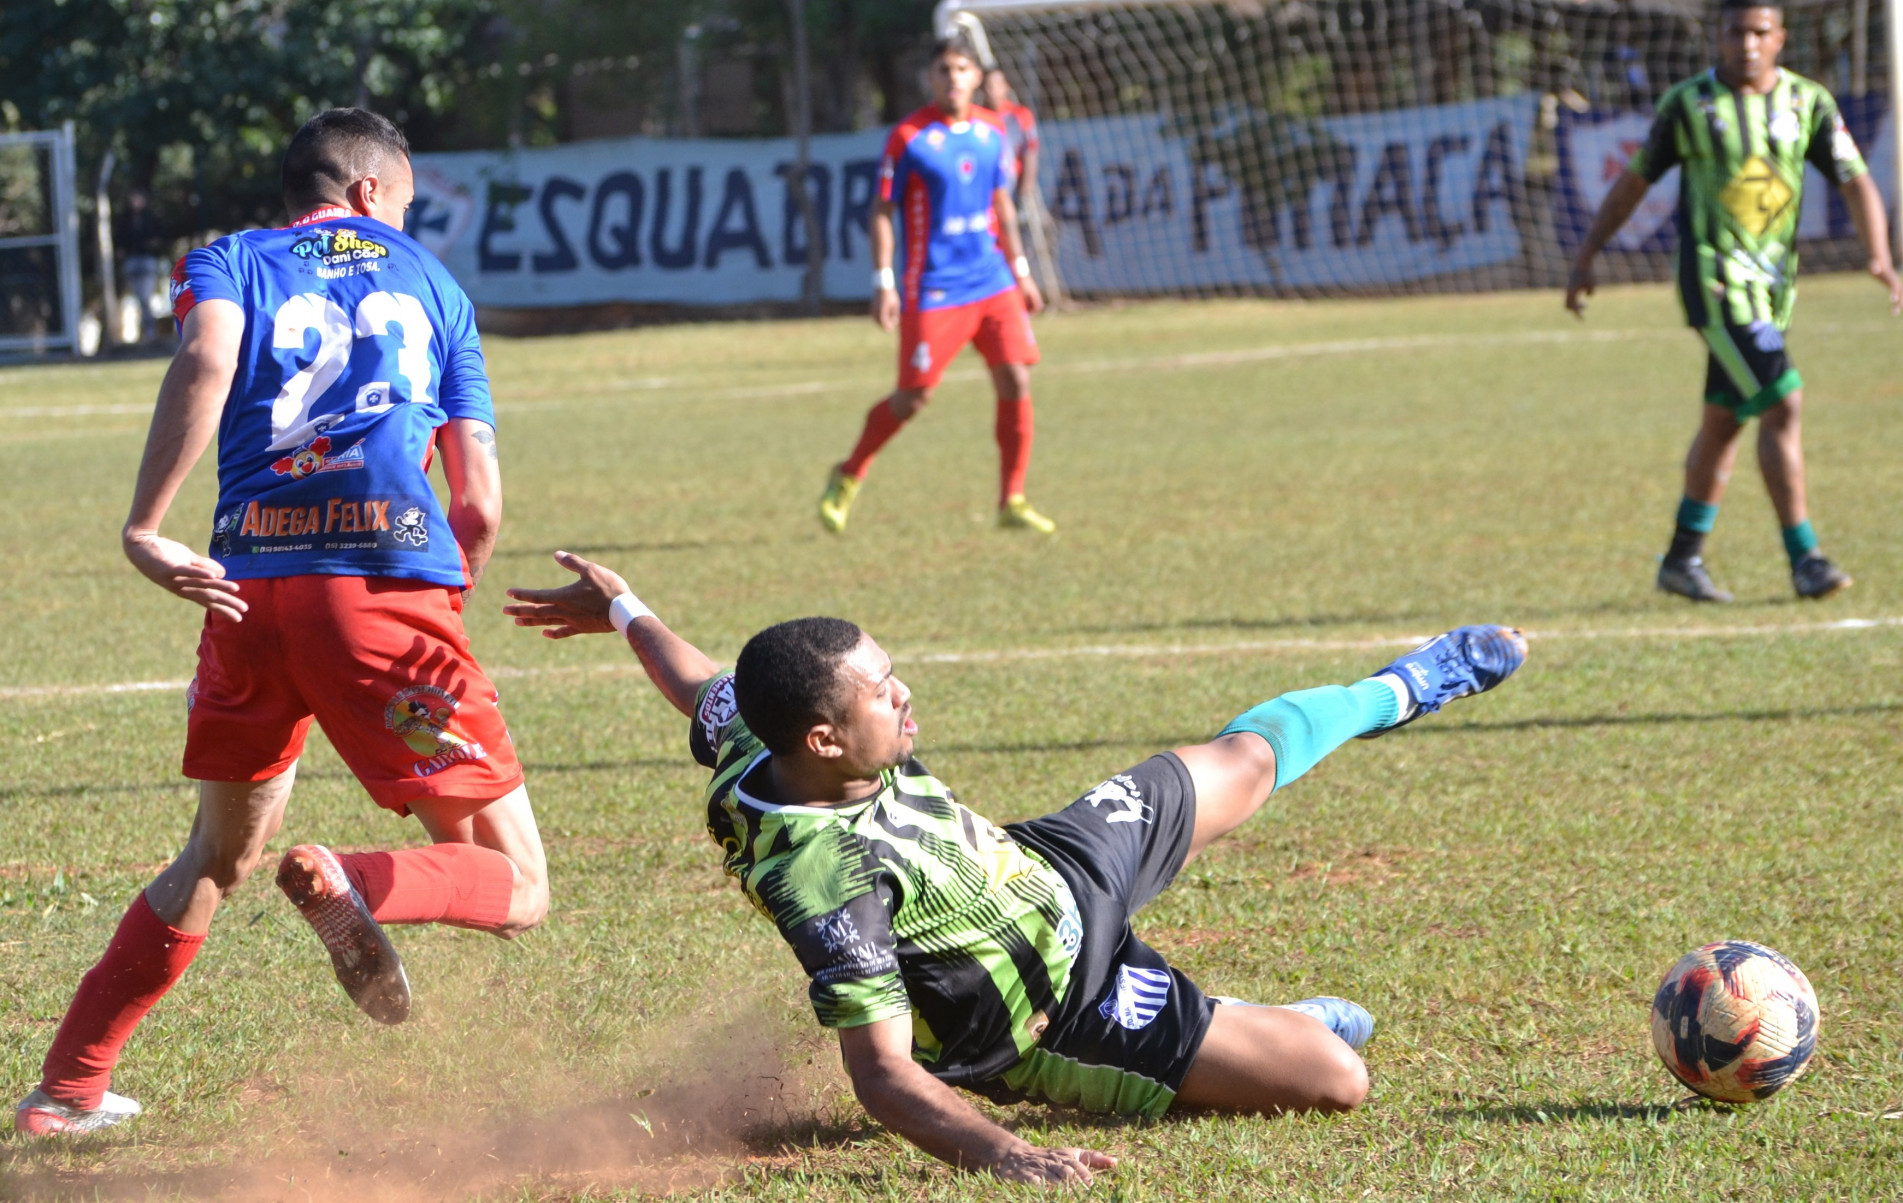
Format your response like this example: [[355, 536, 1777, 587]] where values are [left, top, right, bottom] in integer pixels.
[[1219, 679, 1401, 792], [1781, 520, 1818, 566], [1676, 497, 1720, 533]]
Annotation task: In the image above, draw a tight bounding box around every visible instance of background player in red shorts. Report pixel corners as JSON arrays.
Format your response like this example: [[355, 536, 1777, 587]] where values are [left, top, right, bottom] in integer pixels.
[[984, 67, 1040, 215], [15, 109, 549, 1137], [818, 36, 1051, 535]]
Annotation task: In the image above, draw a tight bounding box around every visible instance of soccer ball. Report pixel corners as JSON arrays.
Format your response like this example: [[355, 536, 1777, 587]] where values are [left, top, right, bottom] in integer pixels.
[[1650, 940, 1819, 1103]]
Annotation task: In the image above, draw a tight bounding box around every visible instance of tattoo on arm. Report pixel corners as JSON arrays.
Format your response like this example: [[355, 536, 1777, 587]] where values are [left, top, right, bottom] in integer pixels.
[[473, 426, 498, 460]]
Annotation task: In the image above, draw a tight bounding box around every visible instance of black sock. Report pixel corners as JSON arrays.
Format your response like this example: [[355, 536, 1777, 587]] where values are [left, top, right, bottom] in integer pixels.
[[1666, 525, 1706, 564]]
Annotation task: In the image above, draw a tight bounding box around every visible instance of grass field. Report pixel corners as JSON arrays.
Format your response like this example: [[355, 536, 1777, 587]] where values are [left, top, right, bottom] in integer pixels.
[[4, 277, 1903, 1200]]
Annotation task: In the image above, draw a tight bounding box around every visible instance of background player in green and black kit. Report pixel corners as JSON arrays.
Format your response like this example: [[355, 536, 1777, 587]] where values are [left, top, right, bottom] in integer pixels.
[[504, 551, 1527, 1183], [1567, 0, 1900, 601]]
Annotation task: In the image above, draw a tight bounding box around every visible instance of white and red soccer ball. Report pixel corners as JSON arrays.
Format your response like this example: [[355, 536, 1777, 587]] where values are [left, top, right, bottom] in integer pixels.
[[1651, 940, 1818, 1103]]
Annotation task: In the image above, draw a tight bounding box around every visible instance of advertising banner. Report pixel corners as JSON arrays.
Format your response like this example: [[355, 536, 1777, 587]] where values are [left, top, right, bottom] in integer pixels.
[[410, 96, 1539, 307], [409, 131, 887, 308], [1554, 93, 1895, 253], [1039, 96, 1538, 293]]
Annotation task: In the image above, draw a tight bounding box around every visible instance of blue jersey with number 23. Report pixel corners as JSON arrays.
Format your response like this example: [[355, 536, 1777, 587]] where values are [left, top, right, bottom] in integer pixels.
[[174, 209, 494, 588]]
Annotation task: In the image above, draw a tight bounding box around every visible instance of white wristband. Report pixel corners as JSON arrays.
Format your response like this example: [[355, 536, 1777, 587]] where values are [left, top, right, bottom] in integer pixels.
[[1013, 255, 1032, 279], [873, 266, 896, 291], [608, 592, 652, 635]]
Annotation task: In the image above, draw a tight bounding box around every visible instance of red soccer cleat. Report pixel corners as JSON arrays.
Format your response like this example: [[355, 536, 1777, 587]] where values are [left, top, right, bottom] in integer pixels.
[[276, 844, 411, 1025]]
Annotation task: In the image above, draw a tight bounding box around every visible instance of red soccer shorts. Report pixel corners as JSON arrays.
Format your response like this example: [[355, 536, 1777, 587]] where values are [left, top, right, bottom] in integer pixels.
[[182, 575, 523, 814], [897, 286, 1039, 390]]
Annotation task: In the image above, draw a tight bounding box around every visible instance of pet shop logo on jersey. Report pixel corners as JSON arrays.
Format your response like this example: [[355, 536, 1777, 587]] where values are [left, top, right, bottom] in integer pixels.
[[290, 227, 392, 270], [385, 684, 488, 778], [1083, 773, 1152, 825], [269, 435, 366, 480]]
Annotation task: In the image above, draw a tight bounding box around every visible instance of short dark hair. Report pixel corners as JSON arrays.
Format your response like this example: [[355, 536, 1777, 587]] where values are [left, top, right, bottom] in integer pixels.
[[734, 618, 865, 756], [1719, 0, 1781, 11], [282, 108, 410, 214], [932, 35, 984, 67]]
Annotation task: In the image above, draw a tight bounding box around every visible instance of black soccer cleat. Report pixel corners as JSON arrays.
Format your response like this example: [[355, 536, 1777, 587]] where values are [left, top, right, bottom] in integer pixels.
[[1792, 553, 1851, 600], [1658, 556, 1732, 603], [277, 845, 411, 1025]]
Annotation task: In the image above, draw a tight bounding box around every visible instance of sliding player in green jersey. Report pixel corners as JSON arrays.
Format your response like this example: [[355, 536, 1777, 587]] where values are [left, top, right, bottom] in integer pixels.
[[504, 551, 1527, 1184], [1567, 0, 1900, 602]]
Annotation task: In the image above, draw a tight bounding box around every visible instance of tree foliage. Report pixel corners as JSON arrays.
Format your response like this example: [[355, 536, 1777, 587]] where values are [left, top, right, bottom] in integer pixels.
[[0, 0, 933, 238]]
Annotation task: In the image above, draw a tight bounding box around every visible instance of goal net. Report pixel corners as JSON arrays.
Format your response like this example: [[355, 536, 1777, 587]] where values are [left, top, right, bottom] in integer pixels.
[[943, 0, 1894, 300]]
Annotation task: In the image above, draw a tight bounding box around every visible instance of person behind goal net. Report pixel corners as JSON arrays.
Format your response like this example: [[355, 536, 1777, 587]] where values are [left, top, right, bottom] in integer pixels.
[[503, 550, 1528, 1183], [16, 110, 548, 1137], [818, 35, 1053, 535], [1567, 0, 1900, 602]]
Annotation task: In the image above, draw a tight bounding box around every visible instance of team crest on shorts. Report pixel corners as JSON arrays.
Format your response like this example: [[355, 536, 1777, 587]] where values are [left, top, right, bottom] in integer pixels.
[[1099, 964, 1172, 1030], [385, 684, 487, 778], [1083, 773, 1152, 824]]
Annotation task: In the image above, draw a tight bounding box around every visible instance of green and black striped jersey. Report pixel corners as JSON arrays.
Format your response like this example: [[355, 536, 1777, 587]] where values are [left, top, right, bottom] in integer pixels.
[[1628, 68, 1866, 330], [690, 674, 1084, 1085]]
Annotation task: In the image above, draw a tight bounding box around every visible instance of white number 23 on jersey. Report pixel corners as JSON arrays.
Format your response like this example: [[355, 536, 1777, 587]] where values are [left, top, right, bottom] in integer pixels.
[[269, 291, 434, 451]]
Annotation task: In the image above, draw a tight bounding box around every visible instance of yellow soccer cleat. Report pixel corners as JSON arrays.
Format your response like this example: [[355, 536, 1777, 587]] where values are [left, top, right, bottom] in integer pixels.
[[998, 495, 1056, 534], [818, 466, 862, 533]]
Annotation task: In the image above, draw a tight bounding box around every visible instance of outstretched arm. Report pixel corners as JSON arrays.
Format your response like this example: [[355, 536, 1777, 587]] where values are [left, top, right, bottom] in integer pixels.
[[502, 551, 718, 717], [838, 1017, 1115, 1183], [1839, 172, 1902, 315], [124, 298, 247, 623], [1565, 170, 1651, 318]]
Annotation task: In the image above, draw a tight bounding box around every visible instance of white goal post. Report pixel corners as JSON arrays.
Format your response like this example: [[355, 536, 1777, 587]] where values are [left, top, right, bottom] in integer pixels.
[[0, 122, 83, 355], [937, 0, 1901, 302]]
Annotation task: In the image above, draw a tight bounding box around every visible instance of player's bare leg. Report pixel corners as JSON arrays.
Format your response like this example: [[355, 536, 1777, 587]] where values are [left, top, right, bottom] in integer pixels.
[[409, 784, 549, 937], [1150, 625, 1527, 1116], [1661, 404, 1746, 602], [989, 362, 1053, 533], [1174, 1004, 1369, 1113], [19, 769, 300, 1135], [1754, 391, 1849, 598], [1684, 402, 1746, 506], [822, 386, 934, 532]]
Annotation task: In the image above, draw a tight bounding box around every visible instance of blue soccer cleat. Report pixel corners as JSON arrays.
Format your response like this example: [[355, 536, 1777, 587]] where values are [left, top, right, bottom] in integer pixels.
[[1361, 624, 1527, 737], [1278, 997, 1375, 1051]]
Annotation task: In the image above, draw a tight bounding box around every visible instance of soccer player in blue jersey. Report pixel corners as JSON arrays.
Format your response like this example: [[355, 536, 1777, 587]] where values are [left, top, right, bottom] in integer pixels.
[[506, 551, 1528, 1183], [16, 110, 548, 1137], [818, 36, 1052, 534]]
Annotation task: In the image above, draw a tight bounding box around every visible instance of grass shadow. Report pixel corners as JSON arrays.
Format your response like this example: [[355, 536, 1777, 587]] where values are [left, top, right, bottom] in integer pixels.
[[1442, 1102, 1681, 1123], [1408, 701, 1903, 736]]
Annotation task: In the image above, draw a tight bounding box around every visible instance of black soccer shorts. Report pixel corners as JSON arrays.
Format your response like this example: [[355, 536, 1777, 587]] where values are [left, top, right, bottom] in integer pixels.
[[994, 752, 1214, 1118]]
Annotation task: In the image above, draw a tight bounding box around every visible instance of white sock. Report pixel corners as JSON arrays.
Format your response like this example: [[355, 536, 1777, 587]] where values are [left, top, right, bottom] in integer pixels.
[[1370, 672, 1413, 724]]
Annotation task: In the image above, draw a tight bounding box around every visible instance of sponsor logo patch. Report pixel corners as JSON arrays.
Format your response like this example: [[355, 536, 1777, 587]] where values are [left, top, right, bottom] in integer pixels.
[[269, 434, 366, 479], [1718, 155, 1794, 238], [385, 684, 488, 778], [1099, 964, 1172, 1030], [1083, 773, 1152, 825], [699, 676, 740, 749], [391, 505, 430, 547]]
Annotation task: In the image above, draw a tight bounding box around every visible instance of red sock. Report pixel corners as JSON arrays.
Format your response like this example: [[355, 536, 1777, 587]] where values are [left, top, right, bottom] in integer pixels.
[[39, 893, 205, 1109], [841, 398, 906, 479], [996, 394, 1034, 505], [337, 845, 515, 931]]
